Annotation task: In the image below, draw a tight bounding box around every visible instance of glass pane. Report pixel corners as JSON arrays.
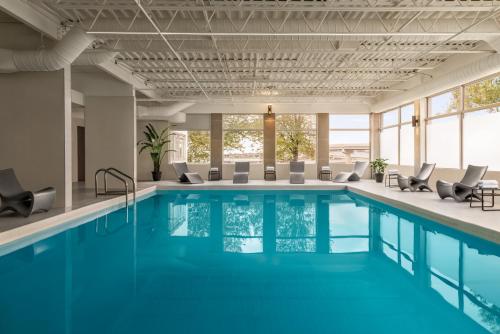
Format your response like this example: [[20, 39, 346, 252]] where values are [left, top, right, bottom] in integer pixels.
[[276, 131, 316, 162], [223, 130, 263, 163], [276, 114, 316, 130], [463, 109, 500, 171], [400, 104, 415, 123], [223, 114, 263, 130], [329, 114, 369, 129], [329, 131, 370, 163], [426, 115, 460, 168], [429, 90, 459, 117], [400, 124, 414, 166], [382, 109, 398, 127], [427, 231, 460, 284], [170, 131, 188, 162], [380, 127, 398, 164], [464, 75, 500, 110], [330, 238, 369, 253], [187, 131, 210, 163]]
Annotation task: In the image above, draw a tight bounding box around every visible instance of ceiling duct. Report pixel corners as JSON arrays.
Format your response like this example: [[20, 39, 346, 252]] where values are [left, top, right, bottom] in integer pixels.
[[73, 50, 119, 66], [0, 27, 94, 73], [137, 102, 194, 123]]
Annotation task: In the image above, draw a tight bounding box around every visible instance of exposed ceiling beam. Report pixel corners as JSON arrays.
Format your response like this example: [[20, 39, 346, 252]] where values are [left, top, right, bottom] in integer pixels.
[[133, 0, 210, 100], [113, 49, 495, 56], [89, 31, 500, 38], [49, 3, 500, 13], [0, 0, 60, 39]]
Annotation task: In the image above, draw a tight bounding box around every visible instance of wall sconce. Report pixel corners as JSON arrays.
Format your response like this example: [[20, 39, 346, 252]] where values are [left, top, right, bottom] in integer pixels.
[[412, 115, 419, 127], [267, 105, 272, 115]]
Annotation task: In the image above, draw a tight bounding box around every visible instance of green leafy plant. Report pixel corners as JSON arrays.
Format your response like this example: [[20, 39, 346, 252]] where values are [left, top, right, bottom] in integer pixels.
[[137, 123, 175, 177], [370, 158, 389, 174]]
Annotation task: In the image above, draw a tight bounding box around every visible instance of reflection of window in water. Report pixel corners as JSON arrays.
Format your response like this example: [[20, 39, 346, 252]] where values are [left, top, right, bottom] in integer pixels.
[[329, 196, 370, 253], [426, 231, 500, 333], [168, 201, 210, 237], [380, 212, 414, 274], [223, 200, 263, 253], [275, 197, 316, 253]]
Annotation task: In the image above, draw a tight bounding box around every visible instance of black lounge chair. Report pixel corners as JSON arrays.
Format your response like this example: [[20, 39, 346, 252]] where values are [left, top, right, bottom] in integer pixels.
[[398, 163, 436, 192], [333, 161, 368, 183], [0, 168, 56, 217], [290, 161, 305, 184], [172, 162, 204, 184], [233, 161, 249, 184], [436, 165, 488, 202]]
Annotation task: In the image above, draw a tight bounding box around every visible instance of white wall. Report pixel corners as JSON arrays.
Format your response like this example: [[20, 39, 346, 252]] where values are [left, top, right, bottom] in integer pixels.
[[72, 71, 137, 188], [0, 68, 72, 207]]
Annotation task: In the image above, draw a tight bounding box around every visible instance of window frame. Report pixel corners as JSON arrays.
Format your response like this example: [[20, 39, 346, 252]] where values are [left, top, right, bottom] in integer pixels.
[[169, 130, 211, 164], [275, 113, 318, 163], [328, 113, 371, 164], [222, 114, 264, 164], [380, 103, 415, 166]]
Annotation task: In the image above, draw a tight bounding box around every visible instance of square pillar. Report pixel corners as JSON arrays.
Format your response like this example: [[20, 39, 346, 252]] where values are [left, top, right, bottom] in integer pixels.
[[210, 113, 223, 172], [264, 113, 276, 169], [73, 72, 137, 188], [0, 67, 72, 208], [316, 113, 329, 176]]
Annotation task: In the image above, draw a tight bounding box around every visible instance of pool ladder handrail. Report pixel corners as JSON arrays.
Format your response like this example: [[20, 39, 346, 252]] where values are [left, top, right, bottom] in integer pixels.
[[95, 167, 136, 204]]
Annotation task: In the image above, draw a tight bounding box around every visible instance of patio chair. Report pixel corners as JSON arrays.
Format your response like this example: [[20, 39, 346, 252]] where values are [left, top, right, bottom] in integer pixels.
[[172, 162, 204, 184], [332, 161, 369, 183], [233, 161, 249, 184], [398, 163, 436, 192], [0, 168, 56, 217], [436, 165, 488, 202], [290, 161, 305, 184]]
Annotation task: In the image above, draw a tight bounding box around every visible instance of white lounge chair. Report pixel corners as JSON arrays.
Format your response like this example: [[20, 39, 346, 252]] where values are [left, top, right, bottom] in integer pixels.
[[333, 161, 369, 183]]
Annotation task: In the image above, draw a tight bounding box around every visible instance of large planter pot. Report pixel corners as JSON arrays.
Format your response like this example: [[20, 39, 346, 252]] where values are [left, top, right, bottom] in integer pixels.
[[152, 171, 162, 181], [374, 172, 384, 183]]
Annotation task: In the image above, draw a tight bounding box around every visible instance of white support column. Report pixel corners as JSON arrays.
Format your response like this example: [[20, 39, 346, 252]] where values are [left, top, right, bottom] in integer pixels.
[[0, 67, 73, 208], [72, 72, 137, 188]]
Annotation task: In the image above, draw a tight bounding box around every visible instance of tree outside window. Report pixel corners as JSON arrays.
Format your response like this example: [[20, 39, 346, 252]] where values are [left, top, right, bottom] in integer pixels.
[[223, 114, 264, 163], [276, 114, 316, 162]]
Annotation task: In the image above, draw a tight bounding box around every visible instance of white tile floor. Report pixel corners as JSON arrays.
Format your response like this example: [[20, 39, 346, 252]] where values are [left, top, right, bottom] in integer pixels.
[[1, 179, 499, 247]]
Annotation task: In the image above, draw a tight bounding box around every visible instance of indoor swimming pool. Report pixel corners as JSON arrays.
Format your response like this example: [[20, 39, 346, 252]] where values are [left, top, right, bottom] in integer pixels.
[[0, 190, 499, 334]]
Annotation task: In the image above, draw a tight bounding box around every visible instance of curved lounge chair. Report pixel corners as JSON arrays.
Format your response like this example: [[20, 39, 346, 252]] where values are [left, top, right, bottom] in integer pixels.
[[333, 161, 369, 183], [172, 162, 204, 184], [233, 161, 249, 184], [436, 165, 488, 202], [0, 168, 55, 217], [398, 163, 436, 192], [290, 161, 305, 184]]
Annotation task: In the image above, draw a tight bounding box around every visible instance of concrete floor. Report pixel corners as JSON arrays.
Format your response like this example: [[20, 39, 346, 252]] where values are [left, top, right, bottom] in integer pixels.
[[0, 182, 148, 233], [1, 179, 499, 246]]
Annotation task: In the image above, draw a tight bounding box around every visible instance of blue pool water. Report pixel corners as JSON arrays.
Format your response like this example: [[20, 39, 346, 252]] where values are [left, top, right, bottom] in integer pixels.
[[0, 190, 499, 334]]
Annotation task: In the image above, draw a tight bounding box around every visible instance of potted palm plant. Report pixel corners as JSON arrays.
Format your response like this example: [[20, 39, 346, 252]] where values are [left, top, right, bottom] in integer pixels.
[[137, 123, 175, 181], [370, 158, 389, 183]]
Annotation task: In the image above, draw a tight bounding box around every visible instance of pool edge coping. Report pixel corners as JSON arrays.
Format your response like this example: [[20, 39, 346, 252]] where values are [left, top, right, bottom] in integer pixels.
[[0, 182, 498, 255]]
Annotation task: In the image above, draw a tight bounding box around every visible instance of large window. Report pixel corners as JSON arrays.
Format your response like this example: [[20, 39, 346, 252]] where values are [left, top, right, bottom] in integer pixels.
[[426, 74, 500, 170], [276, 114, 316, 162], [380, 109, 399, 165], [380, 104, 415, 166], [329, 114, 370, 163], [170, 130, 210, 163], [426, 89, 461, 168], [223, 114, 263, 163], [463, 75, 500, 170]]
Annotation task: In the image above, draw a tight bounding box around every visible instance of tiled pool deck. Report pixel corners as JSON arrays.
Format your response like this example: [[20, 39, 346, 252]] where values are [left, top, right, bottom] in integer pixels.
[[1, 179, 499, 255]]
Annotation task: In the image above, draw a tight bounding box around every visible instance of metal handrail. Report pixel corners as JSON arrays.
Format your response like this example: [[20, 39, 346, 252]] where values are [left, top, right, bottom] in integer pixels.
[[107, 167, 136, 202], [94, 167, 136, 204]]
